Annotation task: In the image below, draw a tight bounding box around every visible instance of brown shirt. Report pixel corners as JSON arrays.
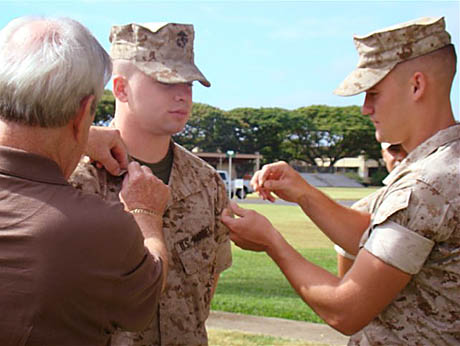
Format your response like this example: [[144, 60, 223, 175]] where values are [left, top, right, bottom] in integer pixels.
[[0, 146, 163, 346], [70, 142, 232, 346]]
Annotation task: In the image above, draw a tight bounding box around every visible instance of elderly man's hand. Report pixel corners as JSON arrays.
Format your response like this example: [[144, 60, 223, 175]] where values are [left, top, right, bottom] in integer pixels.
[[251, 161, 310, 204], [221, 202, 278, 252], [119, 162, 170, 218], [86, 126, 129, 176]]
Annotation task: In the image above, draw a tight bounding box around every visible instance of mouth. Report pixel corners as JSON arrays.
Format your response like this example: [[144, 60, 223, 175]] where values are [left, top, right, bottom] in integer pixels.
[[169, 110, 189, 116]]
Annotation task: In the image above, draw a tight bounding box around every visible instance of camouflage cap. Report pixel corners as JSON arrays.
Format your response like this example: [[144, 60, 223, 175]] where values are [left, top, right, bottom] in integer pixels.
[[109, 22, 210, 87], [334, 17, 451, 96]]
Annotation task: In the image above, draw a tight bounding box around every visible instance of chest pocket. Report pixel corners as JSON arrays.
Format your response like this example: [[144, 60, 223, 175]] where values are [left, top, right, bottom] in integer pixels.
[[360, 188, 412, 248], [372, 188, 411, 227], [174, 226, 216, 275]]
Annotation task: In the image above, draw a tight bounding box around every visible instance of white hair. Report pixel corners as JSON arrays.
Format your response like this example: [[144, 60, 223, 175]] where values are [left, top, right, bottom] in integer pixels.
[[0, 16, 112, 127]]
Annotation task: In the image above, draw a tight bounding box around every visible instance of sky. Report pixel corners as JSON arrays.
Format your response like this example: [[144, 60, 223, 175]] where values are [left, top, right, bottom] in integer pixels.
[[1, 0, 459, 119]]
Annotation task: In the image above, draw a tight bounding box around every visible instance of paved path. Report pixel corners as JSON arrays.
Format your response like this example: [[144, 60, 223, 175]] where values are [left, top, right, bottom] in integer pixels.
[[207, 311, 349, 346]]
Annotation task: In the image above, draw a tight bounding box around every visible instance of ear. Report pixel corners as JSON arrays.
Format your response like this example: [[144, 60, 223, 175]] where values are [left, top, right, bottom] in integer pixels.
[[410, 72, 426, 101], [72, 95, 95, 142], [113, 75, 129, 102]]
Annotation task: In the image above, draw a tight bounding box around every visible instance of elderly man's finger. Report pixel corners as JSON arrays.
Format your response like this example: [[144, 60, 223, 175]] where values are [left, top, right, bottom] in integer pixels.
[[100, 155, 122, 176], [111, 145, 129, 172], [140, 165, 154, 177]]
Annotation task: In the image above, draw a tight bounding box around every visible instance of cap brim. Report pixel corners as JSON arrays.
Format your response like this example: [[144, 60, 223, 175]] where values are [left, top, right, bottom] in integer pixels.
[[136, 61, 211, 87], [333, 65, 395, 96]]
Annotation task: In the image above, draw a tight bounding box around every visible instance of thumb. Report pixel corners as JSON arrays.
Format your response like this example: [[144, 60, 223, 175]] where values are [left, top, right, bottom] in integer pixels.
[[263, 179, 283, 190], [221, 207, 233, 219], [228, 201, 249, 218], [221, 202, 245, 228], [111, 146, 129, 172], [102, 156, 122, 177]]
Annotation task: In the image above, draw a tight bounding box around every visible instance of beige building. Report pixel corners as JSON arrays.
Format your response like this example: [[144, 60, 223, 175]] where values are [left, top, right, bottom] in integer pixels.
[[291, 155, 382, 183], [324, 155, 381, 181]]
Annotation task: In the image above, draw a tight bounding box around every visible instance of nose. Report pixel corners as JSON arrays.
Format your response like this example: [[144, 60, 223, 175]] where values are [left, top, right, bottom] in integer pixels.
[[174, 84, 192, 102], [361, 94, 374, 116]]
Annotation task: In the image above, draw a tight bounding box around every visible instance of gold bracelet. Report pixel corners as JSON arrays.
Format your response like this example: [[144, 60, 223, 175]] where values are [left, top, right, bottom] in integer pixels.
[[129, 208, 160, 217]]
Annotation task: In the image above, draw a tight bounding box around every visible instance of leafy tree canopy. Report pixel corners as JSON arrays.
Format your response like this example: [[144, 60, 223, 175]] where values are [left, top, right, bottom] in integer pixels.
[[94, 90, 381, 171]]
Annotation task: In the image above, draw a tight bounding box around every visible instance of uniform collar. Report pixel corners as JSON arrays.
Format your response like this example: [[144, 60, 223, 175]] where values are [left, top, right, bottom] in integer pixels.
[[0, 145, 68, 185], [124, 140, 203, 209], [383, 124, 460, 186], [167, 142, 204, 205]]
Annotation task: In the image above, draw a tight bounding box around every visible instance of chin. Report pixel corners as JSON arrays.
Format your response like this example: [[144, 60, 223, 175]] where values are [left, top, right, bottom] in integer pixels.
[[375, 130, 389, 144], [165, 128, 184, 136]]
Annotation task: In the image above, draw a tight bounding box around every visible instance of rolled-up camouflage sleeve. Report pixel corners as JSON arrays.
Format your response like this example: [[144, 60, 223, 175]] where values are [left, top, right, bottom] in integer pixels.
[[365, 180, 455, 274], [68, 156, 104, 195], [213, 172, 232, 274]]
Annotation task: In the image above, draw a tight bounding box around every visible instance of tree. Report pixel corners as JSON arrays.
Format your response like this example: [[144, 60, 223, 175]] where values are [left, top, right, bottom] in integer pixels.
[[174, 103, 244, 152], [229, 107, 291, 164], [156, 101, 382, 175], [290, 105, 380, 171], [94, 90, 115, 125]]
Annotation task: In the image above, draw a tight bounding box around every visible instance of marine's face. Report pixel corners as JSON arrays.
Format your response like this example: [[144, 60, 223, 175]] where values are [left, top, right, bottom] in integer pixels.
[[127, 69, 193, 136], [361, 71, 410, 145]]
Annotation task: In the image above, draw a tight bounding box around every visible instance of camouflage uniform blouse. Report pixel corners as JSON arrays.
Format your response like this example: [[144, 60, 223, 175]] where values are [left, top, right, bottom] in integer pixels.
[[70, 143, 232, 346], [334, 190, 384, 260], [349, 125, 460, 345]]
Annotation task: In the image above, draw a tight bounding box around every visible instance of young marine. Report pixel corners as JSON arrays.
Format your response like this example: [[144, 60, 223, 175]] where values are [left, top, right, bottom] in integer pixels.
[[222, 17, 459, 345], [70, 22, 232, 346]]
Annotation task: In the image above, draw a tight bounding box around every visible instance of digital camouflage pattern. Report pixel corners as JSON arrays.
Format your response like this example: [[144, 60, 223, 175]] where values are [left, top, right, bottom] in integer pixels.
[[349, 125, 460, 345], [69, 142, 232, 346], [110, 22, 210, 87], [334, 188, 385, 260], [335, 17, 451, 96]]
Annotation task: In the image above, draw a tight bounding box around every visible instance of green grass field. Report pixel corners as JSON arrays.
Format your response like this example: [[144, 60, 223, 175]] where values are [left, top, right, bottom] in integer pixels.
[[212, 187, 378, 323], [246, 186, 380, 202]]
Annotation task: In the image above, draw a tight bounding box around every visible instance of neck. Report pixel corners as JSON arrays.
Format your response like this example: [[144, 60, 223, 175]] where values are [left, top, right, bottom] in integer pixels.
[[114, 113, 171, 163], [0, 119, 78, 178], [403, 101, 455, 153]]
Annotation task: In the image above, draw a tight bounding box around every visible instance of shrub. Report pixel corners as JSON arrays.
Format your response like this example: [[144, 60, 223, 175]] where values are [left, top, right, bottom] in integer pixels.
[[370, 170, 388, 186]]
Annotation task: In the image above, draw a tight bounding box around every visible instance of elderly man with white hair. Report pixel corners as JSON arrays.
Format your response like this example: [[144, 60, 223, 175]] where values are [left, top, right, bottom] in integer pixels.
[[0, 16, 170, 345]]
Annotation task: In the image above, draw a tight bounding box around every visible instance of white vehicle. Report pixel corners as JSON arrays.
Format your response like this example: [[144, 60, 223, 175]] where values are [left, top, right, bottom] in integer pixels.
[[217, 170, 253, 199]]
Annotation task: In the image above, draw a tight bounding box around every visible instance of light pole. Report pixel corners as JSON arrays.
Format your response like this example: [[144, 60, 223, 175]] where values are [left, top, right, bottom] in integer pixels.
[[226, 150, 235, 199]]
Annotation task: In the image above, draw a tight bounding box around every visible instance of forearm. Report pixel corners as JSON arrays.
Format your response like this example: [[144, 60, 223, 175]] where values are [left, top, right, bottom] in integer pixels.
[[132, 214, 168, 290], [266, 230, 369, 333], [266, 229, 411, 334], [297, 188, 370, 255], [337, 253, 354, 278]]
